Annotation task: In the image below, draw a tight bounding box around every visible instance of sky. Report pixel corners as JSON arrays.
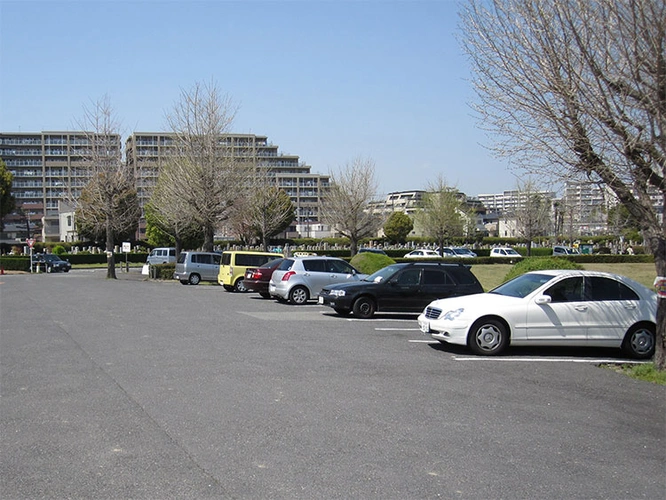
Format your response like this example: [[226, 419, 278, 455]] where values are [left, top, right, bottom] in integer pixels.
[[0, 0, 521, 199]]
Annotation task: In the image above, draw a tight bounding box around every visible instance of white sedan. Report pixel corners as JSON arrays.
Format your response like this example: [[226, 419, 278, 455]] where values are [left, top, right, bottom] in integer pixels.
[[404, 249, 441, 259], [418, 270, 656, 358]]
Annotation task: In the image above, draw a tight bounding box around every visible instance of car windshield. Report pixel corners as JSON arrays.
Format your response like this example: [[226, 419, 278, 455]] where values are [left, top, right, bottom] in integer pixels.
[[489, 273, 553, 298], [454, 248, 473, 255], [364, 264, 402, 283], [505, 249, 520, 255]]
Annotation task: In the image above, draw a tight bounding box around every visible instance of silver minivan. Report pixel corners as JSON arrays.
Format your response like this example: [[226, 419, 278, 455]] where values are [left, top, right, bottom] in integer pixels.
[[146, 247, 177, 265], [174, 251, 221, 285]]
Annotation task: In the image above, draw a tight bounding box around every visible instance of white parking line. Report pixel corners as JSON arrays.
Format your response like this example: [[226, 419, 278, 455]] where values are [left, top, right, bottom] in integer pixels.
[[376, 328, 421, 331]]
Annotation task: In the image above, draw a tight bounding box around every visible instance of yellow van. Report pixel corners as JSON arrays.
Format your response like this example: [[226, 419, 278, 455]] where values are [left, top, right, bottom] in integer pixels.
[[218, 251, 283, 292]]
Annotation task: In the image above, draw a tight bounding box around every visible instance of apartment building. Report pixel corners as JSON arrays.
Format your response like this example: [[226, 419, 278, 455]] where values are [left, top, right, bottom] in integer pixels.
[[1, 131, 120, 242], [124, 132, 330, 239]]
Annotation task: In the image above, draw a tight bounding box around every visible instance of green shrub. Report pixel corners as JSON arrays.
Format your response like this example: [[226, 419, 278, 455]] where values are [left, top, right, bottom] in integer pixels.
[[503, 257, 583, 282], [52, 245, 67, 255], [149, 263, 176, 280], [349, 252, 395, 275]]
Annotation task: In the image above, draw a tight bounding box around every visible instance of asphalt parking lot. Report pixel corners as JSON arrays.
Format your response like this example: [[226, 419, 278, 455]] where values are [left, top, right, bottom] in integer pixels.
[[1, 269, 665, 499]]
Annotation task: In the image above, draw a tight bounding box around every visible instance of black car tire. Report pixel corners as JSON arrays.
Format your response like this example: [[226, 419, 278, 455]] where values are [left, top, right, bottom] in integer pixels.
[[467, 318, 508, 356], [622, 323, 656, 359], [289, 286, 309, 305], [259, 292, 271, 299], [188, 273, 201, 285], [234, 278, 248, 293], [333, 307, 351, 316], [223, 285, 234, 291], [352, 297, 376, 319]]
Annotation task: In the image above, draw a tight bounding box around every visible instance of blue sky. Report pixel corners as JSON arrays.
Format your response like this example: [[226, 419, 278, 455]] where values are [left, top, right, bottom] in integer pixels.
[[0, 0, 519, 198]]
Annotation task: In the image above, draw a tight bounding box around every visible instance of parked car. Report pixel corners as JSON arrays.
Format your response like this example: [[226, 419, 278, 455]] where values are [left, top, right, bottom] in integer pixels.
[[218, 251, 283, 292], [174, 251, 221, 285], [490, 247, 522, 258], [358, 248, 388, 256], [146, 247, 176, 265], [438, 247, 477, 258], [553, 245, 580, 256], [269, 256, 366, 305], [32, 253, 71, 273], [404, 249, 441, 259], [418, 270, 657, 358], [318, 262, 483, 319], [243, 258, 286, 298]]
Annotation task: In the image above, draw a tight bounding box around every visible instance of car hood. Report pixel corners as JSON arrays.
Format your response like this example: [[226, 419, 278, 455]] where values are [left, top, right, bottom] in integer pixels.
[[424, 291, 521, 311], [322, 279, 376, 292]]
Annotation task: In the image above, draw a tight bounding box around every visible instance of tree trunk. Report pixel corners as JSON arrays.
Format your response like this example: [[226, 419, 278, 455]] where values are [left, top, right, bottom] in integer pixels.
[[203, 226, 214, 252], [647, 233, 666, 370], [106, 219, 116, 279]]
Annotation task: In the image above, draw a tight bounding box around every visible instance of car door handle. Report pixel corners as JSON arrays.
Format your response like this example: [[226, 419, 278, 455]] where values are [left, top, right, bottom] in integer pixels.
[[574, 305, 588, 311], [624, 304, 637, 310]]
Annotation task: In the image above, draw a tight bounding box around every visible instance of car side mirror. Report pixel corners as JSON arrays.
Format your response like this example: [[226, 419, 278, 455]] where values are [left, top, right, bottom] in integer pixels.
[[535, 295, 552, 305]]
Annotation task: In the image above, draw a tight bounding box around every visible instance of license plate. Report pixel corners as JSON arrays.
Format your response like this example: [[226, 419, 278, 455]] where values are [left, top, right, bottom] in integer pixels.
[[420, 321, 430, 334], [318, 296, 324, 304]]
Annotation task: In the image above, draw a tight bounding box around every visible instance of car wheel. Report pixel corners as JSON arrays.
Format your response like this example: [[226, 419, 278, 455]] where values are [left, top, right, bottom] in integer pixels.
[[259, 292, 271, 299], [289, 286, 309, 305], [223, 285, 234, 292], [234, 278, 248, 293], [467, 318, 508, 356], [188, 273, 201, 285], [622, 323, 655, 359], [180, 280, 189, 285], [352, 297, 375, 319], [333, 307, 351, 316]]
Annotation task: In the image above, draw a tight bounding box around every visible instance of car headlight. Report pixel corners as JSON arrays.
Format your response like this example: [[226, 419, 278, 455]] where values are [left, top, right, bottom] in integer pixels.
[[329, 290, 346, 297], [442, 308, 464, 321]]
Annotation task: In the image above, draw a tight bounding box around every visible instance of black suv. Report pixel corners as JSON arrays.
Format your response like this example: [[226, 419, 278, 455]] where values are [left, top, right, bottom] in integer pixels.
[[32, 253, 72, 273], [318, 262, 483, 319]]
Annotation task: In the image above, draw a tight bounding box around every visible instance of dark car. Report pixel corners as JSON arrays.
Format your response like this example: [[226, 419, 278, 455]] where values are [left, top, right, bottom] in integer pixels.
[[32, 253, 72, 273], [244, 258, 286, 298], [318, 262, 483, 319]]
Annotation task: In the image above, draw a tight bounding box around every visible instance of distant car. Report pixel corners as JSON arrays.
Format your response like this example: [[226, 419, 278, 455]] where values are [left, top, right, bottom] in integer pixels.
[[358, 248, 388, 256], [404, 249, 440, 259], [490, 247, 522, 258], [418, 270, 656, 358], [218, 250, 283, 292], [146, 247, 176, 265], [439, 247, 477, 258], [318, 262, 483, 319], [553, 245, 580, 256], [174, 251, 221, 285], [32, 253, 71, 273], [269, 256, 366, 305], [244, 258, 286, 298]]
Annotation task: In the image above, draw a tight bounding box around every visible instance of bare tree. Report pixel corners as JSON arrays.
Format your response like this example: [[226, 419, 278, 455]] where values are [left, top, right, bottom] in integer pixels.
[[74, 96, 139, 279], [321, 157, 381, 256], [511, 179, 553, 256], [462, 0, 666, 368], [145, 158, 203, 257], [415, 176, 464, 254], [164, 80, 250, 251]]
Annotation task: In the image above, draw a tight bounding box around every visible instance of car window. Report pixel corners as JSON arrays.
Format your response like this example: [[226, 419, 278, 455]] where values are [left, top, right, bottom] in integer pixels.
[[221, 253, 232, 265], [545, 277, 584, 302], [328, 260, 354, 274], [277, 259, 294, 271], [396, 268, 421, 285], [447, 267, 477, 285], [212, 254, 221, 265], [423, 269, 451, 285], [177, 253, 187, 264], [586, 277, 639, 301], [303, 259, 327, 272]]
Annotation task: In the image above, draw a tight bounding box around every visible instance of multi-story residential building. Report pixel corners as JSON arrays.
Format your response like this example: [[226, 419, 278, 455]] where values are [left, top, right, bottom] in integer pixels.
[[1, 131, 120, 242], [124, 132, 330, 239]]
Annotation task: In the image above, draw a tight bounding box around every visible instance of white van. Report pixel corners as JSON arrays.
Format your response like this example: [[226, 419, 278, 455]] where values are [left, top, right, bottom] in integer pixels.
[[146, 247, 177, 265]]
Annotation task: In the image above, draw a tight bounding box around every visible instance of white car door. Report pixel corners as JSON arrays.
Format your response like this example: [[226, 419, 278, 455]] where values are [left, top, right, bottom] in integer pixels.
[[525, 277, 588, 343], [584, 276, 642, 343]]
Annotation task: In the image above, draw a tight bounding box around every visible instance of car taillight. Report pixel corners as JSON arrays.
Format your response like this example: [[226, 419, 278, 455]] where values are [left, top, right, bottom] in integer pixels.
[[251, 270, 262, 279], [281, 270, 296, 281]]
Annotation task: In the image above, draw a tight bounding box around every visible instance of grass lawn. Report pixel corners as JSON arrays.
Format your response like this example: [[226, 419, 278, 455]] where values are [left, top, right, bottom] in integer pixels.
[[472, 262, 657, 291]]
